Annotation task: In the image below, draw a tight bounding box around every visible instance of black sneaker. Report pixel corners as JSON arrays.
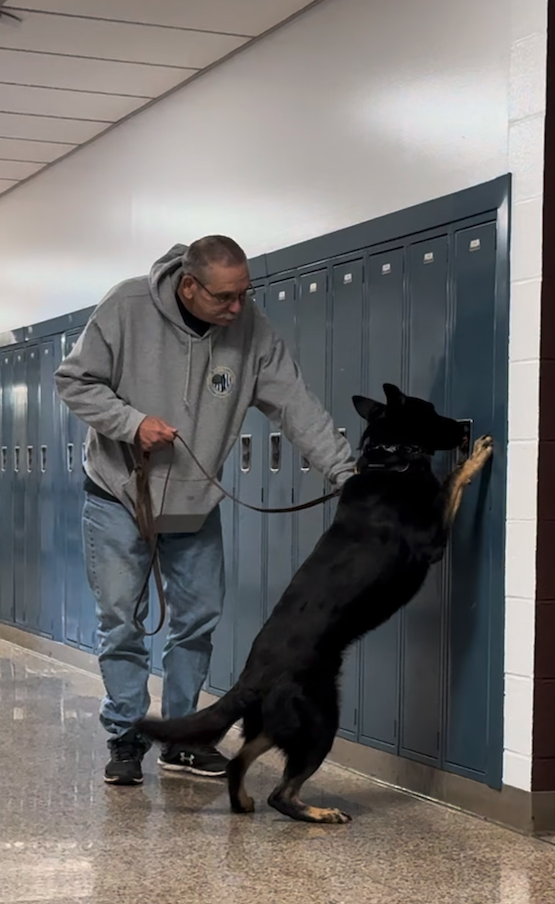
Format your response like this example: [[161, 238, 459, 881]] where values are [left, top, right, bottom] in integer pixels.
[[157, 745, 228, 777], [104, 731, 149, 786]]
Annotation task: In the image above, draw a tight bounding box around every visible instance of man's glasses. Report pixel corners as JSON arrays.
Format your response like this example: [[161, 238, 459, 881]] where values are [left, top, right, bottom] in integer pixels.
[[192, 275, 256, 307]]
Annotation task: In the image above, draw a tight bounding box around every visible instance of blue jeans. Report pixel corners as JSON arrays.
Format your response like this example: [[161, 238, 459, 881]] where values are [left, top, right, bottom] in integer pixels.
[[82, 493, 225, 739]]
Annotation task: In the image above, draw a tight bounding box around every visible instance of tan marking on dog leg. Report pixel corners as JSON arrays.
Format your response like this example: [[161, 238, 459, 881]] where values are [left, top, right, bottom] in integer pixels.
[[228, 734, 273, 814], [444, 435, 494, 529]]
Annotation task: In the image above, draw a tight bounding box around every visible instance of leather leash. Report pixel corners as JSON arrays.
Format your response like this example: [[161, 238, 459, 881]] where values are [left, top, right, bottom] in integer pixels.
[[133, 433, 343, 636]]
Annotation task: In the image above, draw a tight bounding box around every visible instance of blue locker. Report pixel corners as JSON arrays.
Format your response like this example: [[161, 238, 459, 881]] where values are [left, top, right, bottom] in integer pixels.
[[24, 345, 40, 633], [360, 248, 405, 752], [0, 349, 14, 624], [445, 221, 496, 777], [232, 287, 267, 678], [330, 259, 364, 739], [233, 408, 266, 678], [208, 450, 236, 692], [401, 235, 449, 764], [12, 349, 27, 627], [265, 279, 296, 617], [295, 271, 328, 569], [62, 330, 96, 651], [39, 337, 64, 639]]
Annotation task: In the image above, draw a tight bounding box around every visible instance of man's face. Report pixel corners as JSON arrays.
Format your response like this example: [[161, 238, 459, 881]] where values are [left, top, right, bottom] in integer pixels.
[[179, 262, 252, 326]]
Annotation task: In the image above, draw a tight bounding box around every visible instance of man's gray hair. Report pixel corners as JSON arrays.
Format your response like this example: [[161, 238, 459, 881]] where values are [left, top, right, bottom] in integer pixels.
[[182, 235, 247, 280]]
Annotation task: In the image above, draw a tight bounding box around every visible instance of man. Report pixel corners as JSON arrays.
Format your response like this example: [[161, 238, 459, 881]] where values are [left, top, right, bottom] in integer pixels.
[[55, 236, 355, 786]]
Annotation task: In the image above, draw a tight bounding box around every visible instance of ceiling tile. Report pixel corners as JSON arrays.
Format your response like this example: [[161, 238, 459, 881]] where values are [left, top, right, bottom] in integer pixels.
[[0, 112, 107, 142], [4, 0, 315, 35], [0, 136, 74, 162], [0, 49, 196, 97], [0, 178, 18, 193], [0, 83, 147, 120], [0, 12, 247, 67], [0, 159, 43, 179]]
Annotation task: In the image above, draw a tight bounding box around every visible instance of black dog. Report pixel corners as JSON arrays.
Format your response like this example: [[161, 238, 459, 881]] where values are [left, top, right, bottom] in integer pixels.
[[139, 384, 493, 824]]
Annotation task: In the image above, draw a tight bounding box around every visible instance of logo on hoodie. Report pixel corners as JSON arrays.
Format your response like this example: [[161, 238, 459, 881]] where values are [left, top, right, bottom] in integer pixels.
[[208, 365, 236, 398]]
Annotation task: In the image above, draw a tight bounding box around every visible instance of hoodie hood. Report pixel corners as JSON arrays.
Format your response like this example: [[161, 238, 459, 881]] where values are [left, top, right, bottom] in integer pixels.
[[149, 242, 218, 337]]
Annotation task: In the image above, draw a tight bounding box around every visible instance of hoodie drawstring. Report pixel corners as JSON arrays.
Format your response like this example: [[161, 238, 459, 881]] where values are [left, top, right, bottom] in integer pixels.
[[183, 332, 214, 409]]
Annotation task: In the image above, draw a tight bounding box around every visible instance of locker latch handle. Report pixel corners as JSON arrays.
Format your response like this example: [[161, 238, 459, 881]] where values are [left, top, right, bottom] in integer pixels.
[[456, 419, 473, 466], [1, 446, 7, 472], [300, 456, 311, 473], [40, 445, 47, 473], [14, 446, 20, 473], [67, 442, 74, 473], [269, 432, 281, 473], [27, 445, 33, 473], [240, 434, 252, 473], [82, 442, 87, 468], [338, 428, 347, 438]]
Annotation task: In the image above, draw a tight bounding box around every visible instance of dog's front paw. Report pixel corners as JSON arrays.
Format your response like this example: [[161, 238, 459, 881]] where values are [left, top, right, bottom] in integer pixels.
[[471, 435, 494, 467]]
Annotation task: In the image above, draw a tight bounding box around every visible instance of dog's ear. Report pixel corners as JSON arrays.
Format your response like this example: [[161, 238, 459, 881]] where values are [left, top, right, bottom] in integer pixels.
[[352, 395, 385, 422], [383, 383, 407, 407]]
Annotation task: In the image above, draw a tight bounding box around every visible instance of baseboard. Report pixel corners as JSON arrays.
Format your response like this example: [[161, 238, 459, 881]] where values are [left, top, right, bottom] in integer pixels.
[[2, 623, 553, 835]]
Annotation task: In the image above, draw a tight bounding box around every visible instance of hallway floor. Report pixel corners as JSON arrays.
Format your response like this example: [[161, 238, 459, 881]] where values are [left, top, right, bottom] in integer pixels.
[[0, 639, 552, 904]]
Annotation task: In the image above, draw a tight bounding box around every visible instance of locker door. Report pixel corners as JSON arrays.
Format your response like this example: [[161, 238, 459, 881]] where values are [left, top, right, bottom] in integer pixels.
[[295, 271, 327, 568], [233, 287, 267, 678], [0, 350, 14, 624], [331, 259, 364, 739], [360, 248, 404, 753], [209, 448, 236, 692], [265, 279, 295, 617], [62, 330, 96, 650], [12, 349, 27, 627], [401, 235, 448, 764], [39, 337, 63, 639], [446, 222, 496, 778], [24, 345, 40, 632]]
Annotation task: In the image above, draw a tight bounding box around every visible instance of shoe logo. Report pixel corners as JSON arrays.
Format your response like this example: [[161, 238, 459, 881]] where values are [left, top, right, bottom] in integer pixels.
[[179, 752, 196, 766]]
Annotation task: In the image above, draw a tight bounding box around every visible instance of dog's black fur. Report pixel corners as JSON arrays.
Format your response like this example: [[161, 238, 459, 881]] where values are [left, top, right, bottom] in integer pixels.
[[139, 384, 493, 824]]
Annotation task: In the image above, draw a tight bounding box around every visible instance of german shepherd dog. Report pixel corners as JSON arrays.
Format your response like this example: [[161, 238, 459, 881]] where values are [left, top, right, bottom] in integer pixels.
[[139, 384, 493, 824]]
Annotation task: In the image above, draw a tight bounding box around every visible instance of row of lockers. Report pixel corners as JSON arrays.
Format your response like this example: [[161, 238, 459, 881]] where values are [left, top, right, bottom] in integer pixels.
[[0, 210, 506, 788]]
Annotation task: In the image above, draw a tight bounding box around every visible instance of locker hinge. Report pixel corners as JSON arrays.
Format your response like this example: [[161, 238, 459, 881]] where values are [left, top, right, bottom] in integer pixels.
[[354, 708, 358, 727]]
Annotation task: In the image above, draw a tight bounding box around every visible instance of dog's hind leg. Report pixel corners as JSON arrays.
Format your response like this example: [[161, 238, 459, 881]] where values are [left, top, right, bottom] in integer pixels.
[[227, 733, 273, 814], [268, 732, 349, 825]]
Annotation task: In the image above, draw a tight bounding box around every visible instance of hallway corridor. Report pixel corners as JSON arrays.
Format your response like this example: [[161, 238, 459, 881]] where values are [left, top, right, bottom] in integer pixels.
[[0, 639, 552, 904]]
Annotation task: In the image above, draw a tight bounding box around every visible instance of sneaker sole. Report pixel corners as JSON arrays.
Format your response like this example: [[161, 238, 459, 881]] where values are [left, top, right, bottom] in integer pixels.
[[104, 774, 144, 785], [157, 757, 226, 778]]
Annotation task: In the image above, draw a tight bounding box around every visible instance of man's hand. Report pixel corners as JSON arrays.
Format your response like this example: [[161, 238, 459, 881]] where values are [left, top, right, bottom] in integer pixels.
[[136, 416, 177, 452]]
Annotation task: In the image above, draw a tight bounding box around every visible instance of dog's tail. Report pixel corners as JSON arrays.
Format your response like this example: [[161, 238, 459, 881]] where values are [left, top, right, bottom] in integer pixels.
[[137, 683, 250, 748]]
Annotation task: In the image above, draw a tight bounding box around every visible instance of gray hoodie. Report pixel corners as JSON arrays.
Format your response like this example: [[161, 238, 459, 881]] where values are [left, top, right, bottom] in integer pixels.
[[55, 244, 355, 524]]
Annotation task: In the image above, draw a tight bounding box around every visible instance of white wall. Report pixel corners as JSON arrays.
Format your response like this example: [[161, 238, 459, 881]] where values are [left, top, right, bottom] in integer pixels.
[[503, 0, 548, 792], [0, 0, 548, 790]]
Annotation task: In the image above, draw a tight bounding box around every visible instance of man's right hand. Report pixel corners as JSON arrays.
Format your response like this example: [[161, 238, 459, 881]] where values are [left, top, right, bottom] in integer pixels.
[[136, 416, 177, 452]]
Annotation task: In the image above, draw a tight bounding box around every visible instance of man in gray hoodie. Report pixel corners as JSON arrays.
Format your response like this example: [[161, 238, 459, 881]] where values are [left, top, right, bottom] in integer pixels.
[[55, 235, 355, 786]]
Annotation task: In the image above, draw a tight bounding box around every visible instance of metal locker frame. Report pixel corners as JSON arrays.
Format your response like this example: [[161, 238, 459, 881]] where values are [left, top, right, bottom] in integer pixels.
[[0, 349, 15, 625]]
